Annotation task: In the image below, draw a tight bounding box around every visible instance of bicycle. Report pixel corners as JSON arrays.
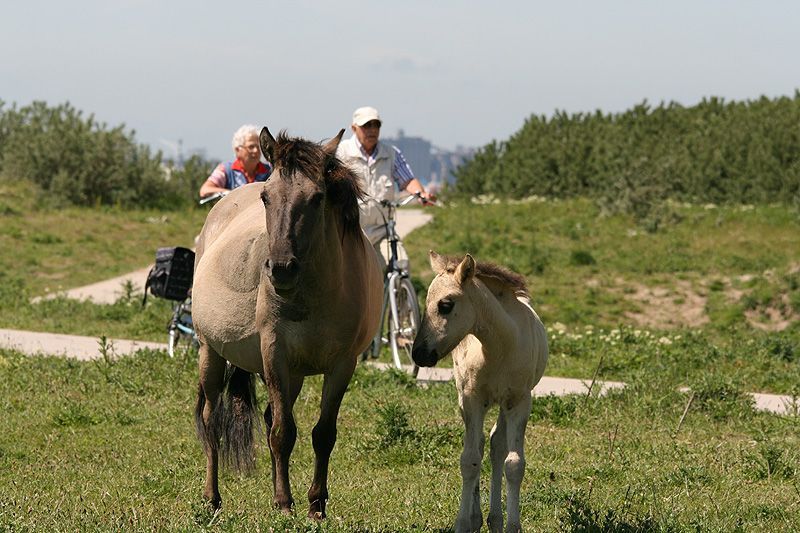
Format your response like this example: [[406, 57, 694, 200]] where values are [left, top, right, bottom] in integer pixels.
[[165, 191, 227, 357], [365, 192, 432, 376]]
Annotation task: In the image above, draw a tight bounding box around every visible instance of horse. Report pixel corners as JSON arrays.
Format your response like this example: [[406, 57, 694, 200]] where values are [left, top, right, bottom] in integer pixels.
[[191, 127, 383, 519], [412, 251, 548, 533]]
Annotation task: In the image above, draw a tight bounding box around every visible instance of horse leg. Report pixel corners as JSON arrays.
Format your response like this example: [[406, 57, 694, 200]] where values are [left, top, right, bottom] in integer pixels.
[[263, 356, 304, 514], [487, 410, 508, 533], [307, 359, 357, 520], [503, 395, 532, 533], [263, 403, 276, 491], [456, 395, 488, 533], [195, 343, 227, 509]]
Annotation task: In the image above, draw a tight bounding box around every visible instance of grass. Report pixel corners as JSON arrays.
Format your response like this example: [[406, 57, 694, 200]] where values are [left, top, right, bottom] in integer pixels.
[[2, 188, 800, 527], [0, 182, 207, 297], [404, 198, 800, 332], [0, 348, 798, 531], [2, 194, 799, 390]]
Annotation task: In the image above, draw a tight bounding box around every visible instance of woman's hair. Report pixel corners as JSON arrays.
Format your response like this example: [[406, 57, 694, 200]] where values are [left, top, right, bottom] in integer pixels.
[[231, 124, 260, 152]]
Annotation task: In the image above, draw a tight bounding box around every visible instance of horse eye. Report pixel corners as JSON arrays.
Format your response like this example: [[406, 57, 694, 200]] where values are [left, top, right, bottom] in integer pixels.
[[260, 190, 270, 206], [438, 298, 455, 315], [324, 158, 336, 176]]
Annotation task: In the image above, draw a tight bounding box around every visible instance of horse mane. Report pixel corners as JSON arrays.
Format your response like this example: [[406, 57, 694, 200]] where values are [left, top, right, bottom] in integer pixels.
[[271, 131, 364, 238], [440, 255, 529, 296]]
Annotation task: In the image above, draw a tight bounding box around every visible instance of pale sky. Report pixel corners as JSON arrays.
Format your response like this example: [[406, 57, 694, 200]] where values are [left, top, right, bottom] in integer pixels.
[[2, 1, 798, 162]]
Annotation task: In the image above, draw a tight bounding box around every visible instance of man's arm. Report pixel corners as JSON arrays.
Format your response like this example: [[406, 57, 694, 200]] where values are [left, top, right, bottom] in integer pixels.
[[392, 147, 432, 201], [199, 163, 229, 198]]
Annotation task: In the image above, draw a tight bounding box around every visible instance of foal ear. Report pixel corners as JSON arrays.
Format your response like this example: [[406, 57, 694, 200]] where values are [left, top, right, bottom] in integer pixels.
[[322, 129, 346, 155], [429, 250, 447, 274], [259, 127, 276, 162], [455, 254, 476, 285]]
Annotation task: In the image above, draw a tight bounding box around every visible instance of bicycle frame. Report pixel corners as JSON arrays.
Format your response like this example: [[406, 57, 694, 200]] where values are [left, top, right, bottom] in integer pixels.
[[368, 194, 422, 374]]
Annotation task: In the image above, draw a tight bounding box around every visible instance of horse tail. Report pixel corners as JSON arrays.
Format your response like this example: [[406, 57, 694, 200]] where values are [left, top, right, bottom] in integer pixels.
[[220, 365, 259, 473]]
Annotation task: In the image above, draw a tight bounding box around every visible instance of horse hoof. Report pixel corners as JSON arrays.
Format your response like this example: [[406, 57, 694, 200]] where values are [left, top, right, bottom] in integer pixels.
[[202, 491, 222, 511], [308, 500, 326, 521]]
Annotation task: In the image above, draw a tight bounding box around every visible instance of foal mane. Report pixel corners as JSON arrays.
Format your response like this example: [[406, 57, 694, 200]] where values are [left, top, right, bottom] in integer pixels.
[[440, 255, 529, 297], [270, 131, 365, 238]]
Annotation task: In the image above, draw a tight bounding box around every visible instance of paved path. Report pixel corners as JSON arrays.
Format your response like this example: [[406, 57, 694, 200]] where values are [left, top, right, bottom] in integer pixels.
[[2, 332, 793, 416], [0, 328, 166, 361]]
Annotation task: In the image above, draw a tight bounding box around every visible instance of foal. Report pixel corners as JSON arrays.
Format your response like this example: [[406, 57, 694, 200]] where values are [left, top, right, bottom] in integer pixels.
[[412, 251, 548, 533]]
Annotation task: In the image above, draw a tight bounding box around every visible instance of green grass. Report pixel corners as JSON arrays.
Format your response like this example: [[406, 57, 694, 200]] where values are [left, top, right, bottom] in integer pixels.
[[2, 195, 800, 391], [404, 198, 800, 332], [0, 348, 798, 531], [2, 193, 800, 529], [0, 182, 207, 297]]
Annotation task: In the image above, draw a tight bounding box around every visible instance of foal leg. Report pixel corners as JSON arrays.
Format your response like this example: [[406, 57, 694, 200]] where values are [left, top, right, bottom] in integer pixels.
[[487, 410, 508, 533], [196, 344, 227, 509], [503, 395, 532, 533], [263, 353, 304, 514], [307, 359, 357, 520], [456, 395, 488, 533]]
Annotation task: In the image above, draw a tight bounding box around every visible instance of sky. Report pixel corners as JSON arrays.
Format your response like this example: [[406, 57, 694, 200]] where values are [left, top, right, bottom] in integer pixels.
[[2, 1, 799, 162]]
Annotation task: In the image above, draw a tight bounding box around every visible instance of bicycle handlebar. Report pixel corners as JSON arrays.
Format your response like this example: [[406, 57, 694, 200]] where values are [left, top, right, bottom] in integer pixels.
[[199, 191, 228, 205], [378, 191, 436, 209]]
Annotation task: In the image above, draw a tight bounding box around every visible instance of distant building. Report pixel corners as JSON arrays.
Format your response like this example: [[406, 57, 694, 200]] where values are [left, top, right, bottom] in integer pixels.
[[384, 130, 476, 193]]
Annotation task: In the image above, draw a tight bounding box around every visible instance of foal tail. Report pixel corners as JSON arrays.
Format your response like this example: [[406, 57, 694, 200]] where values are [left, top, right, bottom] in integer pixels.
[[194, 365, 259, 473]]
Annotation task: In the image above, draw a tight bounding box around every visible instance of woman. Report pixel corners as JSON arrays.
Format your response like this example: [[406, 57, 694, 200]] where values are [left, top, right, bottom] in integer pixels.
[[199, 124, 272, 198]]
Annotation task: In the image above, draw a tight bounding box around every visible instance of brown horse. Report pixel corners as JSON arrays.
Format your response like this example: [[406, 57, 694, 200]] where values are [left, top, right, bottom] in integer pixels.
[[191, 128, 383, 519]]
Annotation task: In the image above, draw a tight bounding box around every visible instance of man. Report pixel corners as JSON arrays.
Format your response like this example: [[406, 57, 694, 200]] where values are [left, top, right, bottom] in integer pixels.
[[336, 106, 432, 253]]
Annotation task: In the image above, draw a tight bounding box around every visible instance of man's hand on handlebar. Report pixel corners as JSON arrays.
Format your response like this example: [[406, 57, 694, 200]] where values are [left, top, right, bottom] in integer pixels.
[[199, 190, 229, 205]]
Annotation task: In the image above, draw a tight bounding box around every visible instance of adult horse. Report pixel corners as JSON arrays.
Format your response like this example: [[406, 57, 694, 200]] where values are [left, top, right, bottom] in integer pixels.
[[191, 128, 383, 519], [412, 251, 548, 533]]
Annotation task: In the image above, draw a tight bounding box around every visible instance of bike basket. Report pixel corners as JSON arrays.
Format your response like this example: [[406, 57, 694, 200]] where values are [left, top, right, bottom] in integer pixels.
[[143, 246, 195, 304]]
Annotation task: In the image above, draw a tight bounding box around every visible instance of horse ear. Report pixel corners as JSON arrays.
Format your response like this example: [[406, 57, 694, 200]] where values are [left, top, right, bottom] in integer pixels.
[[322, 129, 346, 155], [259, 127, 276, 162], [455, 254, 476, 285], [429, 250, 447, 274]]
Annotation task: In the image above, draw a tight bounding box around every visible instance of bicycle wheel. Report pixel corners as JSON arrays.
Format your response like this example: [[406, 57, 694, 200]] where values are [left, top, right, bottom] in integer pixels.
[[388, 276, 420, 376], [167, 298, 196, 357]]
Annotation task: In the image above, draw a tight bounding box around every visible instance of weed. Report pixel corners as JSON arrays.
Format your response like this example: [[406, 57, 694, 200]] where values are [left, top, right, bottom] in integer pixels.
[[690, 374, 754, 421], [560, 491, 666, 532], [570, 249, 597, 266], [530, 394, 581, 426], [742, 440, 796, 481], [53, 401, 102, 427], [758, 334, 797, 362], [375, 401, 415, 447]]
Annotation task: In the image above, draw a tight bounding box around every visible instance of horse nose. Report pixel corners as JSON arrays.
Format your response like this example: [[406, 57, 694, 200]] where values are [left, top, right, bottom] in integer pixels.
[[266, 258, 300, 290], [412, 343, 438, 367]]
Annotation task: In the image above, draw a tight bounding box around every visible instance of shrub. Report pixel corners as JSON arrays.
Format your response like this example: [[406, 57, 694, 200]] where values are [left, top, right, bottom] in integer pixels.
[[0, 101, 209, 209]]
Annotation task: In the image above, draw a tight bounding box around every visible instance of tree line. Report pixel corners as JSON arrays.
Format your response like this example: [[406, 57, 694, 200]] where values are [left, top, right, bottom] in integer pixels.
[[452, 93, 800, 213], [0, 100, 209, 209], [4, 95, 800, 212]]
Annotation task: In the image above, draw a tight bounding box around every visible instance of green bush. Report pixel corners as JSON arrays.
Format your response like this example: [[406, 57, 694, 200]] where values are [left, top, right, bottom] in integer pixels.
[[452, 94, 800, 213], [0, 100, 209, 209]]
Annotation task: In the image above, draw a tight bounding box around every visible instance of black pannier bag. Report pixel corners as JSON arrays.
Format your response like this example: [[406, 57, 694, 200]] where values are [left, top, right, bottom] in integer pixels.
[[142, 246, 195, 305]]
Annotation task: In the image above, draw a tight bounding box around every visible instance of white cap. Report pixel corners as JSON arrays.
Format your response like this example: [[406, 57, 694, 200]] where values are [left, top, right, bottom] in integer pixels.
[[352, 106, 382, 127]]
